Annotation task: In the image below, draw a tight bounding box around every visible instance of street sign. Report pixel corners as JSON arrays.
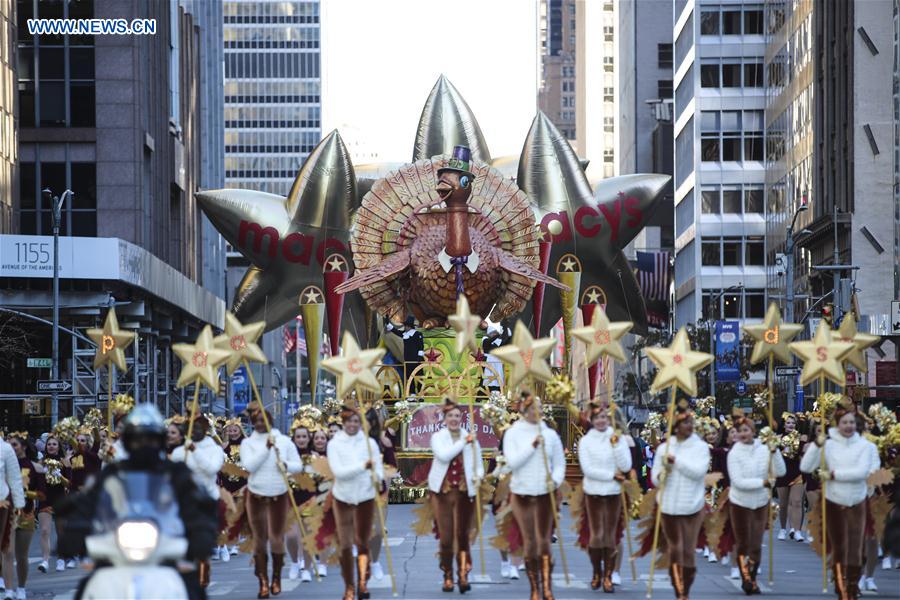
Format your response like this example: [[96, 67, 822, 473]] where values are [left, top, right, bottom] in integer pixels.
[[26, 358, 52, 368], [736, 381, 747, 394], [891, 300, 900, 334], [775, 365, 802, 377], [37, 380, 72, 393]]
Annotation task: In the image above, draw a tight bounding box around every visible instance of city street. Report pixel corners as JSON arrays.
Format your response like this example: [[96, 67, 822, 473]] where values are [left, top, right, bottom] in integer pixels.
[[20, 503, 900, 599]]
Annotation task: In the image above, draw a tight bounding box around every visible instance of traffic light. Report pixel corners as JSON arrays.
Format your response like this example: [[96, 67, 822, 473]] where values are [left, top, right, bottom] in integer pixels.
[[822, 303, 834, 326], [218, 379, 227, 399]]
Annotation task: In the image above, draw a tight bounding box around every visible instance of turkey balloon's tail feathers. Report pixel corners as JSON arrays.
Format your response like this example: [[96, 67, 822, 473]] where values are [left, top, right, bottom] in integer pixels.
[[334, 250, 411, 295], [498, 252, 570, 291]]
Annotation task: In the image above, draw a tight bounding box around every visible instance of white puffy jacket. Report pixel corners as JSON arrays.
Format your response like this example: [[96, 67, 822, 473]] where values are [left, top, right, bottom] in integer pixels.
[[800, 428, 879, 507], [578, 428, 632, 497], [327, 430, 384, 505], [503, 420, 565, 496], [0, 441, 24, 509], [650, 433, 710, 515], [727, 440, 786, 509], [171, 436, 226, 500], [240, 429, 303, 496], [428, 427, 484, 497]]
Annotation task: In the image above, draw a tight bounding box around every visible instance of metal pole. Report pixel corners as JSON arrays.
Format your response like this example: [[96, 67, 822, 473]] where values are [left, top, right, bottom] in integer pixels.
[[52, 194, 60, 426], [785, 226, 795, 410], [708, 295, 716, 398], [832, 206, 841, 322]]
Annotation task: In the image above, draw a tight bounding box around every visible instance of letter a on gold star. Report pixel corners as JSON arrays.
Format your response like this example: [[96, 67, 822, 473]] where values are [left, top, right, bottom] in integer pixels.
[[173, 325, 231, 390], [321, 332, 386, 398], [645, 328, 713, 396], [490, 320, 556, 389], [87, 307, 136, 371], [789, 320, 856, 386], [448, 296, 481, 355], [743, 302, 804, 366], [214, 313, 268, 376], [572, 306, 632, 366]]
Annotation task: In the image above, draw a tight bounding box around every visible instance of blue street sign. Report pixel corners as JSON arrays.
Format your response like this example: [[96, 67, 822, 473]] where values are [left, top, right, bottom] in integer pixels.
[[714, 321, 741, 383], [736, 381, 747, 395], [794, 385, 805, 413]]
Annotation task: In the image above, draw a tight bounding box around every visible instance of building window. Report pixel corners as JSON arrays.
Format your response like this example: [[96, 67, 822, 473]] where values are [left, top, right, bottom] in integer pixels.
[[701, 187, 720, 213], [658, 43, 673, 68], [700, 7, 764, 35], [603, 116, 614, 132], [699, 110, 764, 163], [675, 192, 694, 237], [658, 79, 673, 98], [745, 237, 765, 265], [701, 64, 720, 87], [675, 13, 694, 67], [722, 62, 742, 87], [19, 160, 97, 236], [604, 26, 614, 41], [700, 10, 719, 35], [722, 238, 742, 265], [701, 240, 721, 265], [562, 80, 574, 92], [744, 62, 763, 87], [18, 0, 95, 128], [722, 9, 742, 34], [603, 86, 614, 102], [745, 187, 764, 213], [744, 10, 764, 34], [603, 56, 614, 71], [722, 189, 742, 213]]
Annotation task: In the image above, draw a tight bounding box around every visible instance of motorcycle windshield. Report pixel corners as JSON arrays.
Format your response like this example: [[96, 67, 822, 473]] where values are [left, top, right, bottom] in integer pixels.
[[93, 471, 185, 537]]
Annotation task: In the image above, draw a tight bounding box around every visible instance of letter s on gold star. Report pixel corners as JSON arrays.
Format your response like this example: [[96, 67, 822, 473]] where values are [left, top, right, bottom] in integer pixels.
[[789, 321, 856, 386], [214, 313, 268, 376], [743, 302, 804, 365], [173, 325, 231, 390], [645, 328, 713, 396], [87, 307, 136, 371], [490, 320, 556, 389], [572, 306, 632, 366], [321, 332, 386, 398]]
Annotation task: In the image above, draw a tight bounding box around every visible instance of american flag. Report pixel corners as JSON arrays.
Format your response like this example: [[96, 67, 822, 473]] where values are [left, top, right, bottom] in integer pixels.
[[636, 251, 670, 302], [282, 317, 307, 355]]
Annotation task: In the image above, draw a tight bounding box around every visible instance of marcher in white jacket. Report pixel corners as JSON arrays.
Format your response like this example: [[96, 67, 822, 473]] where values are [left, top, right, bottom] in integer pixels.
[[426, 398, 485, 593], [502, 392, 565, 600], [240, 404, 302, 599], [649, 400, 710, 600], [327, 405, 384, 600], [576, 402, 632, 592], [800, 401, 880, 599], [727, 413, 786, 594], [170, 415, 226, 589]]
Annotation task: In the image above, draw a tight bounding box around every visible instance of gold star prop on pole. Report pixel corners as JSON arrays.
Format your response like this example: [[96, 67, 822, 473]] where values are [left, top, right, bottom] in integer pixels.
[[173, 325, 231, 390], [87, 307, 136, 371], [835, 313, 880, 372], [789, 320, 856, 386], [449, 296, 481, 355], [645, 327, 713, 396], [572, 306, 632, 365], [214, 313, 268, 376], [743, 302, 804, 365], [490, 320, 556, 389], [321, 332, 385, 398]]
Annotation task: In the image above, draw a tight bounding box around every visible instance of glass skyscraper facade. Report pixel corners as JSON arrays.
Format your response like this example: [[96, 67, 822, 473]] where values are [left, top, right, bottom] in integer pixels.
[[223, 0, 321, 196]]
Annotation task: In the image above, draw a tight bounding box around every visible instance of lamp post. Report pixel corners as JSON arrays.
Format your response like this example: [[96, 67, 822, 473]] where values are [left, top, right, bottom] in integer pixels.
[[43, 188, 74, 427], [784, 194, 809, 409], [707, 284, 744, 400]]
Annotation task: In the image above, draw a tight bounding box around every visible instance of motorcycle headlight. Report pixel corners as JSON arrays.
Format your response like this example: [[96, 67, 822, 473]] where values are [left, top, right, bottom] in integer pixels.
[[115, 520, 159, 562]]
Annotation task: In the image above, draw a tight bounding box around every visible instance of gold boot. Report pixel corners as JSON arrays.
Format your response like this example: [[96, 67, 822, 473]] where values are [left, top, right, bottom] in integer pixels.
[[540, 555, 555, 600], [440, 551, 454, 592], [525, 558, 541, 600], [738, 555, 753, 595], [270, 552, 284, 595], [198, 560, 210, 588], [669, 564, 687, 600], [602, 548, 616, 593], [340, 548, 355, 600], [457, 550, 471, 593], [832, 563, 850, 600], [254, 553, 270, 599], [357, 553, 371, 600], [588, 548, 603, 590]]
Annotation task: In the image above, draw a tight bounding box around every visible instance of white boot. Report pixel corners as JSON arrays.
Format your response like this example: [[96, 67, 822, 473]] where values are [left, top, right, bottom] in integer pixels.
[[777, 528, 787, 541], [730, 567, 740, 580], [300, 569, 312, 582], [508, 565, 519, 580], [220, 545, 230, 563], [500, 560, 510, 578], [317, 562, 327, 577], [611, 571, 621, 585], [289, 561, 300, 580], [882, 556, 893, 570], [371, 561, 384, 580], [865, 577, 878, 591]]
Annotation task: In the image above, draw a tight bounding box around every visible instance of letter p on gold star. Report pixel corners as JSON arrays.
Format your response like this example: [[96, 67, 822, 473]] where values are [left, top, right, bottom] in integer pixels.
[[321, 332, 386, 398], [87, 307, 136, 372]]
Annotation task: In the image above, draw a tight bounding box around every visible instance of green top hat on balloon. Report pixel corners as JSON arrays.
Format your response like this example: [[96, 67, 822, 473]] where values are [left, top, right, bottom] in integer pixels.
[[438, 145, 475, 178]]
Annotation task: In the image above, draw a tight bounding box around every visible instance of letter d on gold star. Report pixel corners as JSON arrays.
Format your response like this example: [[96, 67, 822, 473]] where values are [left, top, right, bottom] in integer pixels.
[[321, 332, 385, 398], [87, 307, 136, 372], [173, 325, 231, 390], [743, 302, 804, 366]]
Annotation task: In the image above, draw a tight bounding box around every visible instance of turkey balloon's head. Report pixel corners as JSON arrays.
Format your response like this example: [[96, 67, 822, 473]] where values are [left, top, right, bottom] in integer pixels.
[[435, 169, 473, 208]]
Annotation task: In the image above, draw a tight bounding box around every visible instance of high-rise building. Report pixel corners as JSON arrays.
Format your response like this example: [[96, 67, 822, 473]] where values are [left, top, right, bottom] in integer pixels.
[[895, 0, 900, 300], [223, 0, 321, 197], [0, 0, 15, 234], [672, 0, 769, 328], [1, 0, 225, 428], [539, 0, 617, 176], [765, 0, 896, 380]]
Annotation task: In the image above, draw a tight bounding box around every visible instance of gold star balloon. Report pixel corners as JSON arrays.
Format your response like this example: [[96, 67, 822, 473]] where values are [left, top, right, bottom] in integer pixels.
[[572, 306, 632, 366], [173, 325, 231, 390], [789, 320, 856, 386], [490, 320, 556, 389], [321, 332, 386, 398], [449, 295, 481, 355], [214, 313, 267, 376], [835, 313, 879, 372], [743, 302, 804, 365], [87, 307, 136, 371], [645, 328, 713, 396]]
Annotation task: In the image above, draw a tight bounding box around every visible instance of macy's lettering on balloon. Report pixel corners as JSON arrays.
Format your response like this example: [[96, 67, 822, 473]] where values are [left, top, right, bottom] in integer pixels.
[[539, 193, 643, 243], [237, 220, 347, 266]]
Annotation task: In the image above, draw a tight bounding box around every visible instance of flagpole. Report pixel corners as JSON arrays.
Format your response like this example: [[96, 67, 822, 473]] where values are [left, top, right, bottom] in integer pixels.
[[295, 316, 301, 409]]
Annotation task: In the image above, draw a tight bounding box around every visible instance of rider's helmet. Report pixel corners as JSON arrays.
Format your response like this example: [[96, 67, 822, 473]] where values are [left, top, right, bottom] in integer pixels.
[[121, 404, 167, 465]]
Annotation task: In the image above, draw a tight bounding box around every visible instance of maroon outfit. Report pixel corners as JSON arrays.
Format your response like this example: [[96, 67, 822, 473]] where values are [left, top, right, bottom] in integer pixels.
[[39, 454, 69, 513], [775, 456, 801, 488], [69, 441, 101, 492], [217, 440, 247, 495]]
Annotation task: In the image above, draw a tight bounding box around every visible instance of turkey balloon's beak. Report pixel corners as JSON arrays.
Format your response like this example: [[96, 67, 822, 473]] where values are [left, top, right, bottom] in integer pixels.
[[436, 180, 453, 201]]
